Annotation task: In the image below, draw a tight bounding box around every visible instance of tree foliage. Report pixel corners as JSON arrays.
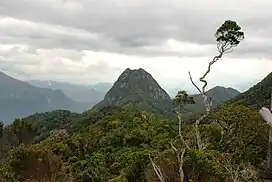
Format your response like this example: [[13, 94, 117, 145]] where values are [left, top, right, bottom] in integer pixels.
[[215, 20, 244, 53], [10, 119, 38, 145]]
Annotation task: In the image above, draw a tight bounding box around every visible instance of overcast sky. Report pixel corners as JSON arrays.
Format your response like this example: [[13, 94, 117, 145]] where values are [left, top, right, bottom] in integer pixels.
[[0, 0, 271, 93]]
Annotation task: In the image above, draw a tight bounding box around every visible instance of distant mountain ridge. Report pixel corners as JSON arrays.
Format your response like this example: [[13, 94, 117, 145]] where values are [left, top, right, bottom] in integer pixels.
[[94, 68, 173, 115], [0, 72, 90, 123], [185, 86, 240, 113], [28, 80, 107, 106], [0, 68, 248, 122]]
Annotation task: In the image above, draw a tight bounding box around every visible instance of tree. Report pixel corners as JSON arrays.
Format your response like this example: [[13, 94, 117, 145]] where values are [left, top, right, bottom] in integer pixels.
[[8, 144, 72, 182], [10, 119, 38, 145], [212, 104, 267, 165], [173, 91, 195, 148], [150, 20, 245, 182], [188, 20, 244, 150]]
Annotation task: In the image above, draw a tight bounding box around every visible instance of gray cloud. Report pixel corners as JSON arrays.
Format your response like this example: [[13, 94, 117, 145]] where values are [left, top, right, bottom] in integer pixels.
[[0, 0, 271, 91], [0, 0, 271, 58]]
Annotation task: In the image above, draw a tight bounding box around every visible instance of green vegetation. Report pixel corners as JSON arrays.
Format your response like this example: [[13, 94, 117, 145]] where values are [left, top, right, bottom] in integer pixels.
[[0, 103, 268, 181]]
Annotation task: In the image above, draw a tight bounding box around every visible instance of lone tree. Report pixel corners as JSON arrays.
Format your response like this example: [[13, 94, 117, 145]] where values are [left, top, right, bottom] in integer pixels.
[[190, 20, 244, 116], [189, 20, 244, 150], [173, 90, 195, 149], [150, 20, 245, 182]]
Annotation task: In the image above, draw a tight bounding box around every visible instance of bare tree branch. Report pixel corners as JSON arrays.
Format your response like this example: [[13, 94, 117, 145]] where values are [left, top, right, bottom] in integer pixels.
[[171, 142, 178, 153], [149, 154, 165, 182], [188, 71, 202, 95], [224, 165, 240, 182]]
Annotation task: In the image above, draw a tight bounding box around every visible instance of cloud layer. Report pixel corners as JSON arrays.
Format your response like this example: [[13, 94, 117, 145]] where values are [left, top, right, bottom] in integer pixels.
[[0, 0, 271, 92]]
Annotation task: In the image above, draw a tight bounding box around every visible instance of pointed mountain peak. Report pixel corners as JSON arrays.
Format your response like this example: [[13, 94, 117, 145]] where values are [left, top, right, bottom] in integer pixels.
[[118, 68, 151, 81], [123, 68, 132, 73], [94, 68, 172, 115], [209, 86, 240, 94], [121, 68, 149, 74]]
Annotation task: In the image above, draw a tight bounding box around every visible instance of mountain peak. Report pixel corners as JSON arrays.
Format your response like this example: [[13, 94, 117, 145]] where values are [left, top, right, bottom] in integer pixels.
[[209, 86, 240, 93], [94, 68, 172, 115], [118, 68, 151, 81], [185, 86, 240, 113]]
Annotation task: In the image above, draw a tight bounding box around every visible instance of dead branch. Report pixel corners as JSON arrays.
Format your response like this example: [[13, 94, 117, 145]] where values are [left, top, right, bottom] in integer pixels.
[[188, 71, 202, 95], [224, 165, 240, 182], [171, 143, 186, 182], [149, 154, 165, 182]]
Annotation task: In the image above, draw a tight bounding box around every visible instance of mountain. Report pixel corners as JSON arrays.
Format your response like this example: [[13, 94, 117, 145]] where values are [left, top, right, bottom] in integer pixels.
[[185, 86, 240, 113], [232, 72, 272, 108], [93, 68, 173, 115], [28, 80, 105, 106], [0, 72, 89, 123]]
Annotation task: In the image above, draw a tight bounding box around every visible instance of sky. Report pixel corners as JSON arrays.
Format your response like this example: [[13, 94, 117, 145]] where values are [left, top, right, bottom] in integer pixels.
[[0, 0, 271, 94]]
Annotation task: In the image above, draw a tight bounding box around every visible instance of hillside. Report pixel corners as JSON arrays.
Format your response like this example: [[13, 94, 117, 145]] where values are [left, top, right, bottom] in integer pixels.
[[231, 72, 272, 108], [0, 103, 267, 181], [94, 68, 173, 115], [0, 72, 89, 123], [185, 86, 240, 113]]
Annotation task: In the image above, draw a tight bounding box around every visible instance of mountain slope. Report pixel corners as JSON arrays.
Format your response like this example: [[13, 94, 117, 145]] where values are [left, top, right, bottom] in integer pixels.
[[0, 72, 87, 123], [28, 80, 105, 106], [231, 72, 272, 108], [185, 86, 240, 113], [93, 68, 173, 115]]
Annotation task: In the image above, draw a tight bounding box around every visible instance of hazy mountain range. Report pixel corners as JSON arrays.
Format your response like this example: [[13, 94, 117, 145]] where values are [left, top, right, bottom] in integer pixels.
[[185, 86, 240, 113], [0, 71, 91, 122], [28, 80, 111, 104], [0, 68, 267, 123]]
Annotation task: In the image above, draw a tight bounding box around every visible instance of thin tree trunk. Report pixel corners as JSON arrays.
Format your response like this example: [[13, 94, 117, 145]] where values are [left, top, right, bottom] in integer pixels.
[[177, 114, 189, 149]]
